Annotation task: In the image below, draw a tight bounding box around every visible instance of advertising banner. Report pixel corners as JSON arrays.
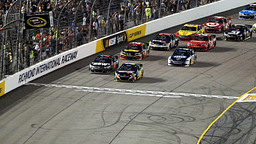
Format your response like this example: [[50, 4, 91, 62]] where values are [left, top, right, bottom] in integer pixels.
[[25, 14, 50, 29], [0, 81, 5, 97], [126, 24, 146, 42], [103, 32, 127, 48]]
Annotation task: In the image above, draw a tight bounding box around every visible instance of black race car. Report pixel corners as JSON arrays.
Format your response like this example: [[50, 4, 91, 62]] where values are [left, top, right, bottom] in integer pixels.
[[89, 55, 119, 73], [223, 24, 253, 41], [114, 63, 143, 82], [149, 33, 179, 50]]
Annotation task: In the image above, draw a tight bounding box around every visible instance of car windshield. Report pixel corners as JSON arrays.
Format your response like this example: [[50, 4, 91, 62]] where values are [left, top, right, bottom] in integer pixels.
[[181, 26, 196, 31], [208, 18, 223, 23], [231, 26, 244, 32], [118, 64, 137, 71], [193, 36, 208, 41], [126, 44, 142, 50], [94, 56, 111, 63], [245, 6, 256, 11], [173, 49, 191, 57], [154, 35, 170, 41]]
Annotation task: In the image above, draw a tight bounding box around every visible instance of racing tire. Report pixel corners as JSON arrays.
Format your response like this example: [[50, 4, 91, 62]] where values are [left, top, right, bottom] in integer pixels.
[[175, 41, 179, 47], [206, 45, 209, 51], [214, 42, 216, 48], [141, 72, 143, 79], [250, 32, 252, 38], [132, 75, 137, 83], [224, 36, 228, 41], [185, 60, 191, 67]]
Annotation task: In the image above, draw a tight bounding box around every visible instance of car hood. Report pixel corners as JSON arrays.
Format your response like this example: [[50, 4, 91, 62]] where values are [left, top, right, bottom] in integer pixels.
[[177, 30, 196, 36], [226, 30, 242, 35], [171, 55, 188, 61], [150, 40, 167, 45], [123, 49, 140, 53], [91, 62, 110, 66], [189, 40, 207, 45], [116, 71, 135, 74], [205, 22, 221, 27], [240, 10, 256, 15]]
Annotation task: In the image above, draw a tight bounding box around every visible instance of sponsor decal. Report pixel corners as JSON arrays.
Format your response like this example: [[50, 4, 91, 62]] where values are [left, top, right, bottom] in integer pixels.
[[126, 24, 146, 42], [18, 51, 78, 83], [243, 94, 256, 102], [0, 81, 5, 97], [25, 14, 50, 29], [103, 32, 127, 48]]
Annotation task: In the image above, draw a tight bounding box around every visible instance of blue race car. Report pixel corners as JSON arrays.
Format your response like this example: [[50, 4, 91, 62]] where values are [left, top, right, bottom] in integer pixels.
[[168, 48, 197, 67], [238, 3, 256, 20]]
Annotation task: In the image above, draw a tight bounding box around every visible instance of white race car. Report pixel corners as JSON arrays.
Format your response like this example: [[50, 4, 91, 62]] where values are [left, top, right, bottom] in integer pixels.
[[168, 48, 197, 67]]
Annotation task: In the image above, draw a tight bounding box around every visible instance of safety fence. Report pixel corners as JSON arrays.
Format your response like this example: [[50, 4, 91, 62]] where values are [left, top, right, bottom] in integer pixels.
[[0, 0, 221, 80]]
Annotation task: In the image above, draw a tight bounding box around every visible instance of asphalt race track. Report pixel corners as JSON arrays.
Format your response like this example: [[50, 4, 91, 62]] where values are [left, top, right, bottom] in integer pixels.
[[1, 7, 256, 144]]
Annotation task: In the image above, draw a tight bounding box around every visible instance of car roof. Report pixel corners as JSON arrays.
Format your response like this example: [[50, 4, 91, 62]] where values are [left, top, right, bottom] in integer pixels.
[[184, 24, 200, 27], [211, 16, 225, 19], [194, 34, 211, 37], [159, 33, 172, 36], [129, 42, 144, 45]]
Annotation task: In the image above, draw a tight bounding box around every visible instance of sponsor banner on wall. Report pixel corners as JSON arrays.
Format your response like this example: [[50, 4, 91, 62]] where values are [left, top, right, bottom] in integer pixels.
[[25, 14, 50, 29], [103, 32, 127, 48], [126, 24, 146, 42], [237, 93, 256, 102], [0, 81, 5, 97]]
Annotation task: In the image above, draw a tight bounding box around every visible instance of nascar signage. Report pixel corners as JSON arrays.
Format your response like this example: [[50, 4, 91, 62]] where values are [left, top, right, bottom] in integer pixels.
[[0, 81, 5, 97], [126, 24, 146, 42], [103, 32, 127, 48], [25, 14, 50, 29]]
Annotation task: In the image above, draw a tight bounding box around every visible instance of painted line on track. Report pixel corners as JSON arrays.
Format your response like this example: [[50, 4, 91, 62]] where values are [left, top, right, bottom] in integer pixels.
[[26, 83, 239, 99], [197, 86, 256, 144]]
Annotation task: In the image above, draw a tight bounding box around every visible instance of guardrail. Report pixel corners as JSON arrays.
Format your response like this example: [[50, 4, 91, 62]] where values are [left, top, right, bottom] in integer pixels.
[[0, 0, 255, 97]]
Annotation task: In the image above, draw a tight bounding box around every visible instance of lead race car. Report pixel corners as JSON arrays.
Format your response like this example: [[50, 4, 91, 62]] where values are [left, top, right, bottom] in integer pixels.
[[120, 42, 149, 60], [187, 34, 216, 51], [175, 24, 205, 41], [114, 63, 143, 82], [149, 33, 179, 50], [89, 55, 119, 73], [168, 48, 197, 67], [203, 16, 231, 33], [223, 24, 253, 41], [238, 3, 256, 20]]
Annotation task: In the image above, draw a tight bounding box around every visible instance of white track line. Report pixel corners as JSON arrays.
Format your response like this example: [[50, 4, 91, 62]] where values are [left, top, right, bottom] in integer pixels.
[[26, 83, 239, 99]]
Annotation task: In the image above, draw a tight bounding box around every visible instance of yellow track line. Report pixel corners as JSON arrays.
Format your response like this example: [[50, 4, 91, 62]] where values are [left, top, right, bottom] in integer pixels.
[[197, 86, 256, 144]]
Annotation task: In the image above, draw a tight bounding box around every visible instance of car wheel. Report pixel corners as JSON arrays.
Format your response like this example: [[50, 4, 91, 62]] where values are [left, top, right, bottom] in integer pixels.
[[175, 41, 179, 47], [206, 45, 209, 51], [214, 42, 216, 48], [250, 32, 252, 38], [132, 76, 137, 82], [224, 36, 228, 41], [141, 72, 143, 79]]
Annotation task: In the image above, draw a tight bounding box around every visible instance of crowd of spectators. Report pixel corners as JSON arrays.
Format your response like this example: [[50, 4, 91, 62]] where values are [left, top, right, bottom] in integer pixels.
[[0, 0, 218, 76]]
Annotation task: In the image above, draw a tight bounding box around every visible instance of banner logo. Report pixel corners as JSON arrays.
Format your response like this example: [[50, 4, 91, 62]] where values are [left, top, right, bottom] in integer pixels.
[[126, 24, 146, 42], [0, 81, 5, 97]]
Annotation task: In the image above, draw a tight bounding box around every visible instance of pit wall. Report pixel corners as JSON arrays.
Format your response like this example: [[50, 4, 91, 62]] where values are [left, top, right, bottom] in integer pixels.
[[0, 0, 254, 97]]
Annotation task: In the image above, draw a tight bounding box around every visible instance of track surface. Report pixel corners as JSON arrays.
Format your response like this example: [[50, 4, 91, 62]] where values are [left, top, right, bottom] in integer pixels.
[[1, 7, 256, 144]]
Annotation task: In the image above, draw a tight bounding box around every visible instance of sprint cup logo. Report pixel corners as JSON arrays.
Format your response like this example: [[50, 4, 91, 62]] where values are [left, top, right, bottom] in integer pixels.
[[27, 17, 47, 28], [126, 24, 146, 41]]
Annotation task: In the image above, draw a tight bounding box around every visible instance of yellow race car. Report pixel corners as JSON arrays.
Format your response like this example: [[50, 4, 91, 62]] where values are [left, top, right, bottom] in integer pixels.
[[175, 24, 205, 41]]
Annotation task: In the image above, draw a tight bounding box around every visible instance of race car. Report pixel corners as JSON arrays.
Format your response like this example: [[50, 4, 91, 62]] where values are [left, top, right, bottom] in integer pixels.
[[149, 33, 179, 50], [238, 3, 256, 20], [203, 16, 231, 33], [89, 55, 119, 73], [253, 23, 256, 32], [223, 24, 253, 41], [120, 42, 149, 60], [114, 63, 143, 82], [187, 34, 216, 52], [168, 48, 197, 67], [175, 24, 205, 41]]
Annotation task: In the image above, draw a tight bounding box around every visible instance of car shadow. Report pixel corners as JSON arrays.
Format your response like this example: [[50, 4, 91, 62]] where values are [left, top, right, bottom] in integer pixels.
[[137, 77, 167, 83], [143, 55, 168, 61], [192, 61, 220, 68], [206, 46, 237, 53]]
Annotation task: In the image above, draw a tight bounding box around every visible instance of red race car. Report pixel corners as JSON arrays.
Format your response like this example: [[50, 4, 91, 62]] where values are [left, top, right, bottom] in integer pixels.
[[203, 16, 231, 33], [187, 34, 216, 52]]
